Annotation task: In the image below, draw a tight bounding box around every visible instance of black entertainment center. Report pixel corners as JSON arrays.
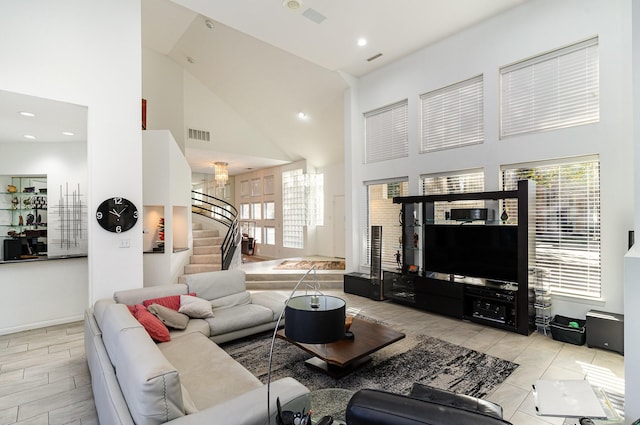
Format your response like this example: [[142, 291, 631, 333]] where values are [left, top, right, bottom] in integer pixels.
[[345, 180, 535, 335]]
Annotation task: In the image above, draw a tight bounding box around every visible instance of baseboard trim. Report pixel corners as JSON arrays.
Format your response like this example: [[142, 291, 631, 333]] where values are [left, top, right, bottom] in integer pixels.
[[0, 314, 84, 336]]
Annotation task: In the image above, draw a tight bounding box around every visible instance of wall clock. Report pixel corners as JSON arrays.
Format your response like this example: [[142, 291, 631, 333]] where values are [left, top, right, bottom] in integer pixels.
[[96, 197, 138, 233]]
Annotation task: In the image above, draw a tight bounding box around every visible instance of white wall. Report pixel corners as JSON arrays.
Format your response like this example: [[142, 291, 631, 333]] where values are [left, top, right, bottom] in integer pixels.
[[182, 72, 291, 162], [142, 48, 186, 152], [0, 0, 143, 304], [347, 0, 632, 319], [142, 130, 192, 286], [314, 162, 345, 258], [624, 1, 640, 423]]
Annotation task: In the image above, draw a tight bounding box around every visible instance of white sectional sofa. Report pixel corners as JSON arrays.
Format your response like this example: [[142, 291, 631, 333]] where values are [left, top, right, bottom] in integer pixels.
[[84, 269, 310, 425]]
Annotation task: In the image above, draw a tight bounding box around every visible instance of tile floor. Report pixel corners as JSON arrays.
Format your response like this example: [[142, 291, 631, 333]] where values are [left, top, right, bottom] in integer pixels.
[[0, 266, 625, 424]]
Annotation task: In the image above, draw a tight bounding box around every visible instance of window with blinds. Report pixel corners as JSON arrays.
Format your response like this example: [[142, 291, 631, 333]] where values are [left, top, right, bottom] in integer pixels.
[[502, 158, 601, 298], [500, 37, 599, 138], [364, 181, 408, 268], [420, 75, 484, 153], [421, 170, 485, 222], [364, 100, 408, 163]]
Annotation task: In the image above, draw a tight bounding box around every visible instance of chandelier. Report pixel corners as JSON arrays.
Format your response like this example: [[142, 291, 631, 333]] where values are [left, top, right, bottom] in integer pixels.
[[214, 162, 229, 187]]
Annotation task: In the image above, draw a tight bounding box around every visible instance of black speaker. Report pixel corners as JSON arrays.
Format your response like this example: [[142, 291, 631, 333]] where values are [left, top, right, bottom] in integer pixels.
[[3, 239, 21, 261], [450, 208, 494, 221]]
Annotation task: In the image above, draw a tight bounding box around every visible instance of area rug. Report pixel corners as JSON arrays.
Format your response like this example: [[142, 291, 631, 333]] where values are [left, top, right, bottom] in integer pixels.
[[223, 332, 518, 400], [274, 260, 345, 271]]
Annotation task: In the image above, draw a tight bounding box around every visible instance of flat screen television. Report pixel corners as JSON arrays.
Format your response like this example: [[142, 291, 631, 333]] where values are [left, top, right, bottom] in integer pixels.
[[423, 224, 518, 282]]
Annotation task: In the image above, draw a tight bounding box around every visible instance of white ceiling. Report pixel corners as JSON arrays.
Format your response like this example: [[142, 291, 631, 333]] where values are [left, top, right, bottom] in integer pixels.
[[0, 90, 87, 144], [1, 1, 529, 177], [143, 0, 530, 176]]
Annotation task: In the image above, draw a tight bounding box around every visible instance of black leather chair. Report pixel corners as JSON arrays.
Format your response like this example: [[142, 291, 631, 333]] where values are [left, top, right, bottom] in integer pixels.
[[345, 384, 513, 425]]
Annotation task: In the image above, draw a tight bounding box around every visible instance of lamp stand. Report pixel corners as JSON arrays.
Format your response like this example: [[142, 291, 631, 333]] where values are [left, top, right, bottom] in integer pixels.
[[266, 266, 320, 425]]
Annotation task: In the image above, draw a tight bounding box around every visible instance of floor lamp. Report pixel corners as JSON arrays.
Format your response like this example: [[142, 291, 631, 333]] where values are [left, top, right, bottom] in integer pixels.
[[266, 266, 346, 424]]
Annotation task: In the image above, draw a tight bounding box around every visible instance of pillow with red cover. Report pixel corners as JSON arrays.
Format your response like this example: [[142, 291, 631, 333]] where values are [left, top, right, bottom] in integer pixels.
[[134, 304, 170, 342], [142, 292, 196, 311]]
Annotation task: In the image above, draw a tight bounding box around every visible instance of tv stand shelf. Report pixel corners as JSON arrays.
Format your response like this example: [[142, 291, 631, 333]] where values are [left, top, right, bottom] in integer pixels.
[[390, 180, 535, 335]]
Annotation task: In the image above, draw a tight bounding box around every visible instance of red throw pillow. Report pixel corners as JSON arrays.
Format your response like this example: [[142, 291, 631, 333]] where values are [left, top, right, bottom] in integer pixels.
[[142, 293, 196, 311], [134, 304, 170, 342]]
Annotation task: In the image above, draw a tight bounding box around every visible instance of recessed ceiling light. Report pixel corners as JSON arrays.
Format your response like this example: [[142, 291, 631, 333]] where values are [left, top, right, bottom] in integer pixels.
[[297, 111, 307, 120], [24, 134, 36, 140], [19, 111, 35, 117], [187, 56, 196, 64], [357, 38, 367, 47], [62, 131, 75, 136], [283, 0, 303, 11]]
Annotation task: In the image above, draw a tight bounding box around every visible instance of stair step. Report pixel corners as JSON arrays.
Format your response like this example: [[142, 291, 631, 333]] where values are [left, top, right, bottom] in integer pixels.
[[184, 264, 222, 274], [193, 246, 219, 255], [245, 279, 343, 290], [192, 229, 219, 239], [190, 254, 222, 264], [245, 273, 344, 282], [192, 223, 203, 231], [193, 237, 223, 247]]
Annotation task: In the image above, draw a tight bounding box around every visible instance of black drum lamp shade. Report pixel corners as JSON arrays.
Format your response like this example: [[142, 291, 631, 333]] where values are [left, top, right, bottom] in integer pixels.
[[284, 295, 346, 344]]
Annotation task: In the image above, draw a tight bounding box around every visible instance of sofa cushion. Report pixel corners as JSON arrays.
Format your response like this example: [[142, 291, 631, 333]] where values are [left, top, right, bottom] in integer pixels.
[[115, 326, 185, 425], [143, 295, 181, 311], [93, 298, 116, 327], [206, 304, 273, 336], [99, 303, 143, 366], [158, 332, 262, 410], [148, 304, 190, 330], [250, 291, 287, 321], [113, 284, 189, 307], [169, 318, 210, 339], [185, 269, 246, 300], [134, 304, 171, 342], [211, 291, 251, 312], [179, 295, 214, 318]]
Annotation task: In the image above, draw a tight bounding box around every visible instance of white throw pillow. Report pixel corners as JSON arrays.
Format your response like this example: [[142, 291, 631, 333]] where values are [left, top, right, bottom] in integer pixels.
[[178, 295, 214, 319]]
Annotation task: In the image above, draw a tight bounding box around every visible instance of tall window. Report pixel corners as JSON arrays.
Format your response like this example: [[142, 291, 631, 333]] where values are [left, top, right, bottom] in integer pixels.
[[364, 100, 408, 164], [420, 75, 484, 153], [364, 181, 408, 268], [502, 157, 601, 298], [282, 169, 305, 249], [500, 37, 599, 138], [421, 170, 485, 221]]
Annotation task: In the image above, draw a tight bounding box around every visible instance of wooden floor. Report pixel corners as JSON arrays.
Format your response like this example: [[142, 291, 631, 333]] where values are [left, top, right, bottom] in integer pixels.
[[0, 290, 625, 424]]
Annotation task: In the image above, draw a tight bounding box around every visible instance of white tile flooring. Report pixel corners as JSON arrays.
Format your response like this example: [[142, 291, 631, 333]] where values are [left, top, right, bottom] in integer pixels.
[[0, 263, 625, 424]]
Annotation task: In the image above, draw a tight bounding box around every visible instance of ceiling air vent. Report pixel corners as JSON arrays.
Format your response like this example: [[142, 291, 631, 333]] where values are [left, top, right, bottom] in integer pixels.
[[188, 128, 210, 142], [302, 8, 326, 24]]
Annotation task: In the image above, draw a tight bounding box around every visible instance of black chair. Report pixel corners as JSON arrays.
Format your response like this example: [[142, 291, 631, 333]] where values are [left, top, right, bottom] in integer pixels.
[[345, 384, 513, 425]]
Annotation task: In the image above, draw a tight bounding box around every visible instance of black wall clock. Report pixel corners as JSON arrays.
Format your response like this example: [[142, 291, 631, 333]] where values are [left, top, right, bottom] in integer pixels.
[[96, 197, 138, 233]]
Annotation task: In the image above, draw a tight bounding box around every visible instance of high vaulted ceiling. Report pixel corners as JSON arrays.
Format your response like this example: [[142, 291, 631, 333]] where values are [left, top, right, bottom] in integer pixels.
[[143, 0, 530, 175]]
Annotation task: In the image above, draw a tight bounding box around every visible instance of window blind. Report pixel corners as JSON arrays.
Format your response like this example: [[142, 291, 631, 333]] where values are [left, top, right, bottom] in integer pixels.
[[421, 170, 485, 221], [364, 100, 408, 163], [364, 180, 408, 267], [502, 158, 601, 298], [501, 37, 599, 138], [420, 75, 484, 153]]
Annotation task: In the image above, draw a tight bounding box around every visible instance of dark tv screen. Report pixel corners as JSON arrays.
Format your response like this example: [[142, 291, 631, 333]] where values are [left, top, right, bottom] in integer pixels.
[[423, 224, 518, 282]]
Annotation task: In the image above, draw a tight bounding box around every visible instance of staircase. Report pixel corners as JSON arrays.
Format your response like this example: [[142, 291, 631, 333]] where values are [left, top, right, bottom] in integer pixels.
[[182, 223, 223, 277]]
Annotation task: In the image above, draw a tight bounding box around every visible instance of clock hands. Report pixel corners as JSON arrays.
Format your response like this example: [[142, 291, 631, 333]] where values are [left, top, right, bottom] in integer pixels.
[[109, 206, 128, 219]]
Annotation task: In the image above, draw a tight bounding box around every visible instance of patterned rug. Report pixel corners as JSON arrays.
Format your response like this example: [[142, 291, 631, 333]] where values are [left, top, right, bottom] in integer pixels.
[[222, 331, 518, 400], [273, 260, 345, 270]]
